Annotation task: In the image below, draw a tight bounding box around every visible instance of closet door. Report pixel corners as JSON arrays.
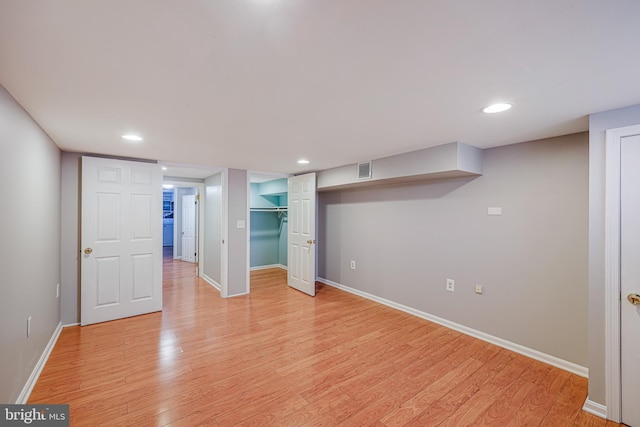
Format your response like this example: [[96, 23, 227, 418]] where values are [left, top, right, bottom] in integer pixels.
[[288, 173, 316, 296]]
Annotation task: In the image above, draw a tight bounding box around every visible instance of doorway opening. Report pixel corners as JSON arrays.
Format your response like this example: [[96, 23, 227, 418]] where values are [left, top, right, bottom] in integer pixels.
[[163, 185, 198, 263], [161, 181, 205, 279], [249, 174, 289, 273], [163, 188, 174, 259]]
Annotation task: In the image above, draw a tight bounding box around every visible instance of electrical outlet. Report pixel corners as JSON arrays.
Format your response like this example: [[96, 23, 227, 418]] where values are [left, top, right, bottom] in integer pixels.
[[475, 285, 483, 294], [446, 279, 455, 292], [56, 283, 60, 299], [350, 260, 356, 270], [27, 316, 31, 338]]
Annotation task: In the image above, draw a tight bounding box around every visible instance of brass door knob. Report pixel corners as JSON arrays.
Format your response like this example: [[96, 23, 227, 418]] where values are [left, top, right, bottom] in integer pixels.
[[84, 248, 93, 255], [306, 239, 316, 245], [628, 293, 640, 306]]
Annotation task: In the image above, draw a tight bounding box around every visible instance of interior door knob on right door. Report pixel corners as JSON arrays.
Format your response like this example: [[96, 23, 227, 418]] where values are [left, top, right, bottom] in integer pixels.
[[84, 248, 93, 255], [628, 293, 640, 305]]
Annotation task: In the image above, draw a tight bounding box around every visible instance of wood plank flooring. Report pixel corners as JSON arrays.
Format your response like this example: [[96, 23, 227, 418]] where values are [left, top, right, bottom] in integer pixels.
[[29, 257, 621, 426]]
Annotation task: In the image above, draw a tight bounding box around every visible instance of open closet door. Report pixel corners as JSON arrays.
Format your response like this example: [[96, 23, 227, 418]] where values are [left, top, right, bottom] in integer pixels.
[[288, 172, 316, 296]]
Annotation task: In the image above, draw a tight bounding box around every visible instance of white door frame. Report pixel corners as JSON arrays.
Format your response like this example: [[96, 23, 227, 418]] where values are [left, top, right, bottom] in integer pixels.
[[604, 123, 640, 422], [163, 180, 205, 277]]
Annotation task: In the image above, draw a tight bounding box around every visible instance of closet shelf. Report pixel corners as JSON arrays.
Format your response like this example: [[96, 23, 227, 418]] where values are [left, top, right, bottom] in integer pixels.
[[250, 207, 288, 212]]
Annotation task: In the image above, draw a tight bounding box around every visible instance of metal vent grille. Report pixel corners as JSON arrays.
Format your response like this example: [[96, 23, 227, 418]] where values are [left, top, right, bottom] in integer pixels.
[[357, 161, 372, 180]]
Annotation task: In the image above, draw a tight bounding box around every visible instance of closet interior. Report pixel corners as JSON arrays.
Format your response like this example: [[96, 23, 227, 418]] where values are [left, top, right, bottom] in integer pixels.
[[250, 177, 288, 270]]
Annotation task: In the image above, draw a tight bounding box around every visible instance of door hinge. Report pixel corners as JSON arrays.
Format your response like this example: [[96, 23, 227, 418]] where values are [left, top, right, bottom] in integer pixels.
[[196, 194, 200, 201]]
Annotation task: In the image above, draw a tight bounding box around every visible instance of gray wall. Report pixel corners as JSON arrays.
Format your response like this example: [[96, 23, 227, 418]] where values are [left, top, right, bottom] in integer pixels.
[[318, 133, 589, 367], [0, 85, 61, 403], [204, 173, 222, 285], [250, 212, 281, 267], [278, 217, 288, 267], [588, 103, 640, 405], [60, 152, 81, 325], [228, 169, 248, 296]]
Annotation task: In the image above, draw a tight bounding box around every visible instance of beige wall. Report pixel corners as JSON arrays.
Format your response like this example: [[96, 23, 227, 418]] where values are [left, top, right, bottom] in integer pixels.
[[318, 133, 589, 366], [0, 85, 61, 403]]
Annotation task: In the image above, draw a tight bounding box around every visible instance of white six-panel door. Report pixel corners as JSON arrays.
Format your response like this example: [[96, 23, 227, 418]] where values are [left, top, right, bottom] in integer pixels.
[[81, 156, 163, 326], [182, 194, 197, 263], [288, 173, 316, 296]]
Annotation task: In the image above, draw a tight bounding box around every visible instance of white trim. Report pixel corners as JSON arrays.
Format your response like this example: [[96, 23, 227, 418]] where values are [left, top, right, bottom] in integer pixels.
[[250, 264, 288, 271], [583, 398, 607, 419], [604, 123, 640, 423], [202, 274, 221, 292], [318, 277, 588, 377], [245, 171, 251, 295], [62, 322, 80, 328], [605, 126, 622, 422], [16, 322, 63, 404], [226, 290, 250, 298]]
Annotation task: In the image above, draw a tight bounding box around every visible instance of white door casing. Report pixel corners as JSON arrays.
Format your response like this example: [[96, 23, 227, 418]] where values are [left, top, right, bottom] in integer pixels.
[[605, 124, 640, 424], [81, 156, 163, 326], [182, 194, 197, 263], [288, 173, 317, 296], [620, 133, 640, 427]]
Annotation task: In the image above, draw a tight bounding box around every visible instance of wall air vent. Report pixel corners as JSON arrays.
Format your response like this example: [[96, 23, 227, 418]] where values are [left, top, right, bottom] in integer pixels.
[[357, 161, 372, 180]]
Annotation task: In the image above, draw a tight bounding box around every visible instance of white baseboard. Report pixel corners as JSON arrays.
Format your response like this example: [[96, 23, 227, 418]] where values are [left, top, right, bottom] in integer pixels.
[[318, 277, 589, 378], [16, 321, 63, 404], [227, 291, 249, 298], [202, 274, 221, 292], [582, 398, 607, 419], [250, 264, 287, 271], [62, 322, 79, 328]]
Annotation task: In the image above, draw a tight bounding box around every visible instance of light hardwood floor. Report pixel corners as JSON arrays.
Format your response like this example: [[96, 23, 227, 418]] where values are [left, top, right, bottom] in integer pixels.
[[29, 256, 621, 426]]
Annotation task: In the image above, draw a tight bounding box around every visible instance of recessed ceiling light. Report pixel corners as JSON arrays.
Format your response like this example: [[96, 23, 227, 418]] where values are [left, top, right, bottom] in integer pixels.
[[161, 166, 168, 171], [297, 159, 310, 164], [122, 134, 143, 141], [482, 103, 513, 114]]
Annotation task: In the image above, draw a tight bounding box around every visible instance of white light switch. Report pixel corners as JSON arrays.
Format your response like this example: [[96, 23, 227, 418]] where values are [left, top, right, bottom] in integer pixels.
[[488, 207, 502, 216], [236, 220, 245, 229]]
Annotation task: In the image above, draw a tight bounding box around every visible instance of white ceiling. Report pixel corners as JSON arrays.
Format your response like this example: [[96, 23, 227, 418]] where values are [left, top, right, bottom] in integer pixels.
[[1, 1, 639, 178]]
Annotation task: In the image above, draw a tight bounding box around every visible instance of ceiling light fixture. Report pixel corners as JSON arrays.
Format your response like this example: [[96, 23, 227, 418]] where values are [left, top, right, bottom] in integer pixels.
[[161, 166, 168, 171], [482, 103, 513, 114], [122, 134, 143, 141], [297, 159, 310, 164]]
